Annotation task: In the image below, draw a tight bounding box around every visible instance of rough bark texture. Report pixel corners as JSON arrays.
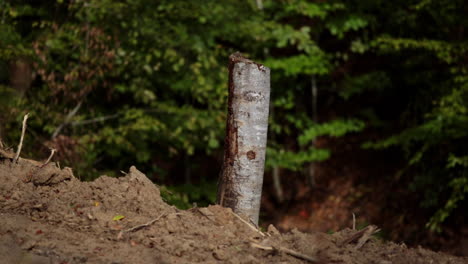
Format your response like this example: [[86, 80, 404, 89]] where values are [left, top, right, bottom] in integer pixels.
[[217, 53, 270, 225]]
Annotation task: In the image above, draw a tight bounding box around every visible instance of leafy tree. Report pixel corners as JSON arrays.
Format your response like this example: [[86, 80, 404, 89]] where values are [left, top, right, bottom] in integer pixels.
[[348, 0, 468, 231], [1, 0, 364, 179]]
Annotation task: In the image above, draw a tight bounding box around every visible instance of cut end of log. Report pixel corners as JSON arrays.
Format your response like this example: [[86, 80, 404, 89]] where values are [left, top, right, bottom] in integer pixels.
[[229, 52, 268, 72]]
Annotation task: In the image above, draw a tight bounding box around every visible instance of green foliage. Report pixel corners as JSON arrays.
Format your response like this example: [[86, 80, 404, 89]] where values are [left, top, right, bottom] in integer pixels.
[[264, 117, 364, 172], [299, 119, 365, 146], [283, 1, 345, 19], [266, 147, 330, 171], [339, 72, 391, 100], [427, 176, 468, 232], [160, 181, 217, 209], [362, 49, 468, 229], [2, 0, 366, 177], [360, 0, 468, 231]]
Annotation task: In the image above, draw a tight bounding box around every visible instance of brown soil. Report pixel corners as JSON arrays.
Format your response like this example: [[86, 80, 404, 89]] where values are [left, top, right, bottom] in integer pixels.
[[0, 150, 467, 264]]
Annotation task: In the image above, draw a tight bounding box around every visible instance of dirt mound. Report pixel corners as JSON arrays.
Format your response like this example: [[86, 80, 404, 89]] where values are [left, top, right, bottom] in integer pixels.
[[0, 151, 467, 263]]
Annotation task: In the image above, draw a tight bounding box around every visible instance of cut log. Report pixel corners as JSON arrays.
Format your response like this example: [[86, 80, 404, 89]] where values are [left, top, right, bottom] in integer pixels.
[[217, 53, 271, 225]]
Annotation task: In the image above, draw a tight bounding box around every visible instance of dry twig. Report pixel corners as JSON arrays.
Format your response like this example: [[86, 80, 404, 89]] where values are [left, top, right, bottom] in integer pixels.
[[352, 213, 356, 230], [118, 212, 182, 239], [124, 212, 169, 233], [231, 211, 267, 237], [13, 113, 29, 164], [250, 242, 318, 263], [41, 148, 56, 167], [197, 207, 217, 222]]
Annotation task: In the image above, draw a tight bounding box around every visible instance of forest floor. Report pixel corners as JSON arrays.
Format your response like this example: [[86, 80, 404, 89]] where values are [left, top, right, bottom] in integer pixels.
[[0, 148, 467, 264]]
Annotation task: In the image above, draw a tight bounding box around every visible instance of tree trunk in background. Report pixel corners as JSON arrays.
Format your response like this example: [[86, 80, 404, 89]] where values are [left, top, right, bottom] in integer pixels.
[[184, 153, 191, 184], [9, 58, 33, 97], [272, 166, 284, 202], [217, 53, 271, 225], [307, 75, 318, 186], [269, 103, 284, 202], [256, 0, 263, 10]]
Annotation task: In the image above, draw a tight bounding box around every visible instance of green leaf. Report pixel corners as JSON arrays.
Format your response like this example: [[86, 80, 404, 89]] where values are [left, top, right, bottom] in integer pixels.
[[113, 215, 125, 221]]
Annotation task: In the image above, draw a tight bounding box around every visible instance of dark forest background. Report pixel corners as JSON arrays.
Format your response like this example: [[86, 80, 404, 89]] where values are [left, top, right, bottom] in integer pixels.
[[1, 0, 467, 254]]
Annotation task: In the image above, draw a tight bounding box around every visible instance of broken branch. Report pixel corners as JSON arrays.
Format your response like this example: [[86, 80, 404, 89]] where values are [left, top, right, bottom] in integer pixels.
[[13, 113, 29, 164]]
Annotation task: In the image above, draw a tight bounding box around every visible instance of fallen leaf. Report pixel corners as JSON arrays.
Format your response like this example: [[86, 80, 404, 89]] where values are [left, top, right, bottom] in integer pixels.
[[113, 215, 125, 221]]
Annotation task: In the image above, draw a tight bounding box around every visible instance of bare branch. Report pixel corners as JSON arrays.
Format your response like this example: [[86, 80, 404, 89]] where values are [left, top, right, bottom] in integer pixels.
[[52, 101, 83, 139], [70, 113, 119, 126]]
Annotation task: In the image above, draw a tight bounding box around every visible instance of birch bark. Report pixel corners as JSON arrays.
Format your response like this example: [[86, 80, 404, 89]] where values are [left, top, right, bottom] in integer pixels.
[[217, 53, 271, 225]]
